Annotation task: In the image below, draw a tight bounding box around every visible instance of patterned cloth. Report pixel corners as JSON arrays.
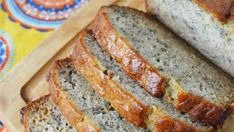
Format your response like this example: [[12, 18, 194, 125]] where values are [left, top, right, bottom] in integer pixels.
[[0, 0, 88, 131]]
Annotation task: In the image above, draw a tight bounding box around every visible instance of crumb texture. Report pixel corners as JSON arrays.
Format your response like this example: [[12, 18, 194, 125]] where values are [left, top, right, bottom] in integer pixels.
[[26, 96, 76, 132]]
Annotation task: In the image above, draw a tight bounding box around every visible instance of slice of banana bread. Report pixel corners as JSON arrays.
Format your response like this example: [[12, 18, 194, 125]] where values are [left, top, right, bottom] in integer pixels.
[[48, 58, 148, 132], [72, 30, 213, 131], [89, 5, 234, 128], [21, 95, 76, 132]]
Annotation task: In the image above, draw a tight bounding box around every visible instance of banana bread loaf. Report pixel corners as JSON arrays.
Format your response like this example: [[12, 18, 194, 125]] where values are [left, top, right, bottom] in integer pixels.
[[146, 0, 234, 77]]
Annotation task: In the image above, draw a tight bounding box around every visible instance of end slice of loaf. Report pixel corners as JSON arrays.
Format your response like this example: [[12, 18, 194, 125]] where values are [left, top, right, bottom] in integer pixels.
[[72, 29, 213, 131], [88, 5, 234, 128], [21, 94, 76, 132], [48, 58, 147, 131], [145, 0, 234, 78]]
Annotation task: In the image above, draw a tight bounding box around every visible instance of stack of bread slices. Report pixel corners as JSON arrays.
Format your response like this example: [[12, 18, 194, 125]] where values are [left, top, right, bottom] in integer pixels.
[[21, 5, 234, 132]]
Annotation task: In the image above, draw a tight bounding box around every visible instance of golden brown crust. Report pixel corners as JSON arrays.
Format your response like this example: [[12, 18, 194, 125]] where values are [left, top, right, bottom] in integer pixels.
[[193, 0, 234, 23], [88, 7, 164, 97], [169, 80, 233, 128], [153, 117, 198, 132], [72, 30, 149, 128], [48, 58, 100, 132], [21, 94, 51, 132], [176, 92, 232, 128], [148, 107, 204, 132]]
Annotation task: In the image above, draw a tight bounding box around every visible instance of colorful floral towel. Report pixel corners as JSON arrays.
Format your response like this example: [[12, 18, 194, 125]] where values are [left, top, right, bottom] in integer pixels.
[[0, 0, 88, 131]]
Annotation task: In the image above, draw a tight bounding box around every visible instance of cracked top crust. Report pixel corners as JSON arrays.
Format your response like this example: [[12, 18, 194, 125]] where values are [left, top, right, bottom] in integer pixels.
[[194, 0, 234, 23]]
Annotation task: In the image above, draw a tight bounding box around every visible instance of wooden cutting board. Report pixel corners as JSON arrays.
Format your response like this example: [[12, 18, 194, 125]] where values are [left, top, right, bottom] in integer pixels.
[[0, 0, 145, 131]]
